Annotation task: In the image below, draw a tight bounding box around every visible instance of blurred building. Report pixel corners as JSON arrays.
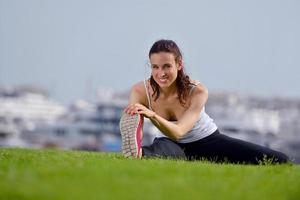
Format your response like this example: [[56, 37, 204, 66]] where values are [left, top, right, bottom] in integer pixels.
[[0, 86, 155, 152], [0, 85, 66, 147], [0, 86, 299, 163]]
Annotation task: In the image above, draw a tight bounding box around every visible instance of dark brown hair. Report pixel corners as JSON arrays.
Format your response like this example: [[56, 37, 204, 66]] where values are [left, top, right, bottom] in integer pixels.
[[149, 39, 191, 106]]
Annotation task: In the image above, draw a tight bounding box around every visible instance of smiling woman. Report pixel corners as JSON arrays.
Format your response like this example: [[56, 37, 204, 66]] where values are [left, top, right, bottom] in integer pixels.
[[119, 39, 290, 164], [148, 40, 191, 107]]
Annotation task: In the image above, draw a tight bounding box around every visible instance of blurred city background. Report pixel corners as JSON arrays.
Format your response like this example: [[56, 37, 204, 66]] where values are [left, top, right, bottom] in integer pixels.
[[1, 0, 299, 163]]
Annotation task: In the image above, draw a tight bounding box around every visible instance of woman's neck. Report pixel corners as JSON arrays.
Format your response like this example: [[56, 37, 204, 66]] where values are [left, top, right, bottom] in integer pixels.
[[159, 82, 177, 98]]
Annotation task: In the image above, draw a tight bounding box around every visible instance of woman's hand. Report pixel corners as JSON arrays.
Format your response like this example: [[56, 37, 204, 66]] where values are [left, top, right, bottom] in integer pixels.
[[124, 103, 155, 118]]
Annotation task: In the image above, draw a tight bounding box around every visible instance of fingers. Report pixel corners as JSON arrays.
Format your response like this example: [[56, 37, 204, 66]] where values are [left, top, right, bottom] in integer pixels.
[[123, 103, 149, 116], [123, 103, 144, 116], [133, 103, 145, 110], [124, 105, 138, 115], [137, 110, 145, 115], [137, 110, 151, 118]]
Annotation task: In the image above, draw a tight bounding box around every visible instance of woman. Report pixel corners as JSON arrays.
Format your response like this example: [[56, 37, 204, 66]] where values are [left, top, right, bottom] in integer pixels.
[[119, 39, 289, 164]]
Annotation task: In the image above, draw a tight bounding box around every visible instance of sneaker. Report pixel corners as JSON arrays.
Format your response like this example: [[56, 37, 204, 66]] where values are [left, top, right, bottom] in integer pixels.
[[119, 113, 143, 158]]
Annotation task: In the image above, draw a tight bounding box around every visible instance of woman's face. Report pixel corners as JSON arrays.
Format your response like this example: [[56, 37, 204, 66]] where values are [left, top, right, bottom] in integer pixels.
[[150, 52, 182, 88]]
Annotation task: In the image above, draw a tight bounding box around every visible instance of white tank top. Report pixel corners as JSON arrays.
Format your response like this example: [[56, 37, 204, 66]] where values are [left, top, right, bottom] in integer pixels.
[[144, 79, 217, 143]]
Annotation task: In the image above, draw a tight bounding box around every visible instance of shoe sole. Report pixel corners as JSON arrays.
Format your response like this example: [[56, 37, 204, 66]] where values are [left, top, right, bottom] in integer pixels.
[[119, 113, 143, 158]]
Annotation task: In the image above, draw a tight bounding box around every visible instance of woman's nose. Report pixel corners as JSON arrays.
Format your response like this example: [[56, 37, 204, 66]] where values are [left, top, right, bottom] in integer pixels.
[[158, 68, 166, 75], [159, 71, 166, 77]]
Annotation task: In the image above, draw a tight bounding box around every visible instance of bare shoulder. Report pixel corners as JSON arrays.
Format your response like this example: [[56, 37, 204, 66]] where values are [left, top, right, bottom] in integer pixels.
[[190, 80, 208, 94], [190, 80, 208, 102], [131, 81, 146, 95], [128, 81, 148, 105]]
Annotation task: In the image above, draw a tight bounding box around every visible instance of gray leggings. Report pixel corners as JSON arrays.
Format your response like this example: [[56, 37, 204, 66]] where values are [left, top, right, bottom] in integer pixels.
[[142, 130, 290, 164]]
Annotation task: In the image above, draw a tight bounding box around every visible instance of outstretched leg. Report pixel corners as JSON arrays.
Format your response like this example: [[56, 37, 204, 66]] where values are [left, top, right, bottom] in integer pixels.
[[179, 130, 290, 164]]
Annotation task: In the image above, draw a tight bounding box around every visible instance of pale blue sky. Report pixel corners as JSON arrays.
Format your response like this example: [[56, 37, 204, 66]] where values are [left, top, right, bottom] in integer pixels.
[[1, 0, 299, 104]]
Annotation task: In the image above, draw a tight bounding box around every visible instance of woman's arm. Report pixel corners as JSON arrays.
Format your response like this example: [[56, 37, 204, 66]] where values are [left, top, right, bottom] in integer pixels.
[[124, 81, 148, 113], [134, 84, 208, 141]]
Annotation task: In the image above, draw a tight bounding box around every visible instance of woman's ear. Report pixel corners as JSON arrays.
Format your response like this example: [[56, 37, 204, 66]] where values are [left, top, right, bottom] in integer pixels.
[[177, 59, 183, 70]]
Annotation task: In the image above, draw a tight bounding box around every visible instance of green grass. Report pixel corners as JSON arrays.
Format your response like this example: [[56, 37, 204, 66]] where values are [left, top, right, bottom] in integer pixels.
[[0, 148, 299, 200]]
